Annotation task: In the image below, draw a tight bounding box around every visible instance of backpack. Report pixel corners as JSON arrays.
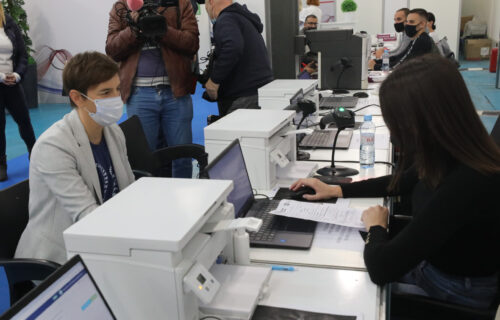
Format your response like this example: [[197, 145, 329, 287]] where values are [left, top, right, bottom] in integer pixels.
[[436, 36, 460, 68]]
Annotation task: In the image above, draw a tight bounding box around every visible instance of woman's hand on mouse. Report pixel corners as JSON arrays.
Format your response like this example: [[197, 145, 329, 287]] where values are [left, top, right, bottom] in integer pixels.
[[290, 178, 343, 201]]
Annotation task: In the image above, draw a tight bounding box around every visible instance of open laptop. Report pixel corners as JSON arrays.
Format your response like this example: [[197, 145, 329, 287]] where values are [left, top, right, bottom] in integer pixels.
[[205, 139, 318, 249], [0, 255, 115, 320], [319, 96, 358, 109], [299, 129, 353, 149]]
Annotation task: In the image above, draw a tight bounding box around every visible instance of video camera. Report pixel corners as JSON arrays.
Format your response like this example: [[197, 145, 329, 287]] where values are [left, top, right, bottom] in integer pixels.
[[129, 0, 179, 41]]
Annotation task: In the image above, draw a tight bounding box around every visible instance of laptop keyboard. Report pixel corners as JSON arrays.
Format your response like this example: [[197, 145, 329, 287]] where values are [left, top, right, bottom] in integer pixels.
[[319, 96, 358, 109], [249, 201, 279, 242], [300, 130, 335, 148]]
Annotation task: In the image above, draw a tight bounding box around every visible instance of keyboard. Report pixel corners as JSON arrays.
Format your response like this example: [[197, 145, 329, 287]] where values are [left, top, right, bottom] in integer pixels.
[[248, 201, 280, 242], [300, 129, 353, 149], [319, 96, 358, 109]]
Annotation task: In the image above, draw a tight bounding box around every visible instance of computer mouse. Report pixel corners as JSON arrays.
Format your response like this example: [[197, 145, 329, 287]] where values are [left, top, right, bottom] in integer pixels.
[[290, 187, 316, 200], [353, 92, 369, 98]]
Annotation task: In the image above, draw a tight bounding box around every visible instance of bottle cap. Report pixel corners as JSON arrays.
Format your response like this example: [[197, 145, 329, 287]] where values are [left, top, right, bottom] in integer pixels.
[[364, 115, 372, 121]]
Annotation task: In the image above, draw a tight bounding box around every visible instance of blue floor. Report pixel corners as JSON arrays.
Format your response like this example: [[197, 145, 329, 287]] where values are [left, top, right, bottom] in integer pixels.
[[0, 62, 499, 314]]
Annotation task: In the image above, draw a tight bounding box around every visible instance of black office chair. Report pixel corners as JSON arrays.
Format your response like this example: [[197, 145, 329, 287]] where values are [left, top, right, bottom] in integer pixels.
[[388, 215, 500, 320], [0, 180, 60, 306], [119, 115, 209, 178]]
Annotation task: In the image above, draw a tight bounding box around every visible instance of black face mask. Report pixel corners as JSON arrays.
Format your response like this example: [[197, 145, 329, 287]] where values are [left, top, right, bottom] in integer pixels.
[[394, 22, 405, 33], [405, 24, 418, 38]]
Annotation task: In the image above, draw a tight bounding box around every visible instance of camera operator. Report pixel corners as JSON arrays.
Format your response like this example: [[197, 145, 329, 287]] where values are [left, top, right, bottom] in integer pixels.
[[106, 0, 199, 178], [204, 0, 273, 117]]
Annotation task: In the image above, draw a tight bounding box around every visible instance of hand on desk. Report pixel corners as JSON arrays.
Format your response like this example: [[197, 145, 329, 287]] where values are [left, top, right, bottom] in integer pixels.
[[362, 205, 388, 231], [290, 178, 343, 201]]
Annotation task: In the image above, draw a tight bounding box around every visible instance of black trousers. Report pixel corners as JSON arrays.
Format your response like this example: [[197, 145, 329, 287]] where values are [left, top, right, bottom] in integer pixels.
[[0, 83, 36, 157], [217, 94, 260, 117]]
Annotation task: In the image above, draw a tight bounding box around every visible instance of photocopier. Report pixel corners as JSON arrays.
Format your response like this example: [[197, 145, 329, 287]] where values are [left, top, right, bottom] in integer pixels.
[[204, 109, 318, 190], [64, 178, 271, 320]]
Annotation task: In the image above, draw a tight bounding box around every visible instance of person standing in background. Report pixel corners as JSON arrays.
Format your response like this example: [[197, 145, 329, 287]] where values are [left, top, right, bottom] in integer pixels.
[[204, 0, 273, 117], [0, 3, 36, 181], [299, 0, 322, 27], [106, 0, 199, 178]]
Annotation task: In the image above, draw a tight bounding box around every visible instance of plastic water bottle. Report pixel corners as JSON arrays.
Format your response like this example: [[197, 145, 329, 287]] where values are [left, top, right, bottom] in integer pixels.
[[382, 49, 390, 71], [360, 115, 375, 168]]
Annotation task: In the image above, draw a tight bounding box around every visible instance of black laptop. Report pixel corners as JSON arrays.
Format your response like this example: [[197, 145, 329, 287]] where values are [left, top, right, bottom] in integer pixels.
[[205, 139, 319, 249], [0, 255, 115, 320]]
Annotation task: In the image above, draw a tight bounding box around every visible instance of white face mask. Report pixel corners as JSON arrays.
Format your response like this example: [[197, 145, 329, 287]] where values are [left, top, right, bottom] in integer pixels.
[[80, 93, 123, 127]]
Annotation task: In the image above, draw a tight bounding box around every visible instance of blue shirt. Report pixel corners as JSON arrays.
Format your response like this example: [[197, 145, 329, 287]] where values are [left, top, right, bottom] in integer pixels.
[[90, 138, 119, 203]]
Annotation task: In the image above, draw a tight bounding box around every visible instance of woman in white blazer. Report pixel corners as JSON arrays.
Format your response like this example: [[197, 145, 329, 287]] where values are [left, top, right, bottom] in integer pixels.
[[15, 52, 135, 264]]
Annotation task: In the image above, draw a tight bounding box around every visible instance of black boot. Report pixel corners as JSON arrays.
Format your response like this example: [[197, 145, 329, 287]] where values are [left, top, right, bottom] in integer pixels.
[[0, 155, 6, 182]]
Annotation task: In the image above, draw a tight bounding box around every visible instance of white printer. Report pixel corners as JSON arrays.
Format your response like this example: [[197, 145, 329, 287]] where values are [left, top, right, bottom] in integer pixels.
[[64, 178, 271, 320], [204, 109, 317, 190], [258, 79, 318, 110]]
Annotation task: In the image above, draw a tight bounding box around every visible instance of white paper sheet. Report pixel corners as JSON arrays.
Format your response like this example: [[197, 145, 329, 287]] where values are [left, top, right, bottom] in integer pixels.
[[313, 223, 366, 252], [271, 199, 365, 229]]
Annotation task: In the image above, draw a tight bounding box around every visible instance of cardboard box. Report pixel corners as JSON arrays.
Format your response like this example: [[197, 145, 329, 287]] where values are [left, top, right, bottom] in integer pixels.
[[465, 38, 492, 60], [461, 15, 473, 33]]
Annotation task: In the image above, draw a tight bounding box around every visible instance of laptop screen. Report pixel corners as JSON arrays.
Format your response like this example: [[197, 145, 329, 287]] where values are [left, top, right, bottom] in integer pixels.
[[206, 140, 254, 218], [3, 256, 115, 320]]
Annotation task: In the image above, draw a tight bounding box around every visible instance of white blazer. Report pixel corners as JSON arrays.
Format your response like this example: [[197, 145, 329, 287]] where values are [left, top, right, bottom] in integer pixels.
[[15, 110, 135, 264]]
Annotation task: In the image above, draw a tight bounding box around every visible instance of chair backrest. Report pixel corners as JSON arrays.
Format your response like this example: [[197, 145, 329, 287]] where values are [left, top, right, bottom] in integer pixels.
[[118, 115, 159, 175], [0, 180, 30, 259]]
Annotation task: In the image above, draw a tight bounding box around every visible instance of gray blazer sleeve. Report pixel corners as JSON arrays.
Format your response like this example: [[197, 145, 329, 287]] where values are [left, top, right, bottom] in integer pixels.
[[32, 139, 99, 222]]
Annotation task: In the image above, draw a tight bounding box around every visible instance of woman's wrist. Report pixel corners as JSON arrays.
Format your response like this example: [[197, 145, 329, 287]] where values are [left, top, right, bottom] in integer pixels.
[[329, 185, 343, 198]]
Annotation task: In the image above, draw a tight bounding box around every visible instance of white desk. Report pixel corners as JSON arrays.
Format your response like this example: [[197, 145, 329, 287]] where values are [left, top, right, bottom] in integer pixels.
[[259, 267, 386, 320], [253, 163, 390, 271]]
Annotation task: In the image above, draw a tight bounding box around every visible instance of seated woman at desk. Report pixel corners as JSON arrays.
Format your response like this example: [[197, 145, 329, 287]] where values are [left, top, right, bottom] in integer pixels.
[[291, 54, 500, 309], [15, 52, 135, 264]]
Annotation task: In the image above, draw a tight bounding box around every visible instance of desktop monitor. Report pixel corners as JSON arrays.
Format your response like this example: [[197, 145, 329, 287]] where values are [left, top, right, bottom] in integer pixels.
[[0, 255, 115, 320], [305, 29, 369, 90]]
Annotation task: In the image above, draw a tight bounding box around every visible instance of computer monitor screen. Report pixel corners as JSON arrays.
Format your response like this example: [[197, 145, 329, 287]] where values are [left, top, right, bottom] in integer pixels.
[[205, 140, 254, 218], [2, 255, 115, 320]]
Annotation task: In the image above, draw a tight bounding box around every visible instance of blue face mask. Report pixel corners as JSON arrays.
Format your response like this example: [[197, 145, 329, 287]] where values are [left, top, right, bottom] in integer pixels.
[[80, 93, 123, 127]]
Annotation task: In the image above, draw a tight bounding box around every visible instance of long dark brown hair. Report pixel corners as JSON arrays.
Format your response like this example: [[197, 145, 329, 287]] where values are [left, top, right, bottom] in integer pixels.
[[379, 54, 500, 190]]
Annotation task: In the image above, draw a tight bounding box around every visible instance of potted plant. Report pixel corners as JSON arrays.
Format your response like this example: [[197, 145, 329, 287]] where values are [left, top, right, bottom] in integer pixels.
[[2, 0, 38, 109], [341, 0, 357, 22]]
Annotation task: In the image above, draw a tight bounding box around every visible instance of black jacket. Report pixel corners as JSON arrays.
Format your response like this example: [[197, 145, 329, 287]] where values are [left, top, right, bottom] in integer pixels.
[[341, 164, 500, 285], [3, 14, 28, 77], [211, 3, 273, 99], [375, 32, 433, 71]]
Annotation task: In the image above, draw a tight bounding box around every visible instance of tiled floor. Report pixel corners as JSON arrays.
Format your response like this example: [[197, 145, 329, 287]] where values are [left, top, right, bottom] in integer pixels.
[[0, 61, 499, 314]]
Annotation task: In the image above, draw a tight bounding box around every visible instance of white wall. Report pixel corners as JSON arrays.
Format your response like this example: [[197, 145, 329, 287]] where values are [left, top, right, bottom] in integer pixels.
[[488, 0, 500, 43], [383, 0, 409, 33], [409, 0, 461, 56], [336, 0, 384, 34], [462, 0, 492, 22], [24, 0, 115, 55]]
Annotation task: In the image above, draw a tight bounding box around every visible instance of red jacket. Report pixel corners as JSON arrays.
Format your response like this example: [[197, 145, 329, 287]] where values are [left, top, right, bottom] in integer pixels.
[[106, 0, 199, 101]]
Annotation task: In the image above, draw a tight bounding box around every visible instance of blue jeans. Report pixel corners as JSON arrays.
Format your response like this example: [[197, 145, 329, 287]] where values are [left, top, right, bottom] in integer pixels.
[[393, 261, 498, 309], [127, 86, 193, 178]]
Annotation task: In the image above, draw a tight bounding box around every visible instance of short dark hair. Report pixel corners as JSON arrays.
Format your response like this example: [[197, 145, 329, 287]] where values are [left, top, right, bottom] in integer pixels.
[[396, 8, 410, 16], [379, 54, 500, 190], [63, 51, 119, 107], [427, 12, 436, 30], [408, 8, 428, 21], [305, 14, 318, 22]]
